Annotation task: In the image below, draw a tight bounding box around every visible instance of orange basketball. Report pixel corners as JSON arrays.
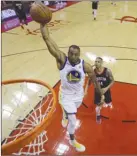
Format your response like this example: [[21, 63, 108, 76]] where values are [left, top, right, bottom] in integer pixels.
[[30, 2, 52, 24]]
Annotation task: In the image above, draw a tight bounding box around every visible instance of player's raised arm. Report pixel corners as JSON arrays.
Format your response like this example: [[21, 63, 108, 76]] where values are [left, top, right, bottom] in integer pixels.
[[84, 62, 103, 95], [40, 24, 66, 63]]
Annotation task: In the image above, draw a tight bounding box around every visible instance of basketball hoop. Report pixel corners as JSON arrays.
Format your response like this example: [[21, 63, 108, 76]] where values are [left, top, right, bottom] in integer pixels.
[[2, 79, 57, 155]]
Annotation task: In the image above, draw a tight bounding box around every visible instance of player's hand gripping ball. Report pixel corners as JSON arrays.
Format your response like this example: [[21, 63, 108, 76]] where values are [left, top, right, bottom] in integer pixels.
[[30, 2, 52, 24]]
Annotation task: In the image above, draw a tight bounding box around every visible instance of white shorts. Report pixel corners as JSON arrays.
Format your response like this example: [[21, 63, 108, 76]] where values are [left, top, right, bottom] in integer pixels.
[[59, 92, 83, 114]]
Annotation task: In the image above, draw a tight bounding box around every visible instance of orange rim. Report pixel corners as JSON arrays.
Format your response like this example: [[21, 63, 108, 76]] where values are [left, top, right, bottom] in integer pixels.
[[2, 79, 57, 155], [121, 16, 137, 23]]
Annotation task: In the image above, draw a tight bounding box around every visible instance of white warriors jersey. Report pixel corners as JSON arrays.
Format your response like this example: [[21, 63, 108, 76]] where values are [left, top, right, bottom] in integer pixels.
[[59, 57, 86, 97]]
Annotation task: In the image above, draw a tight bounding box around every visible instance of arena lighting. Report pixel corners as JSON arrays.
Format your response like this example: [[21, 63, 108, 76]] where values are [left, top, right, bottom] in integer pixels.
[[86, 52, 97, 61], [14, 91, 28, 103], [102, 56, 116, 63], [86, 52, 116, 64], [56, 143, 69, 155], [26, 83, 41, 93], [2, 105, 13, 118], [75, 119, 81, 130]]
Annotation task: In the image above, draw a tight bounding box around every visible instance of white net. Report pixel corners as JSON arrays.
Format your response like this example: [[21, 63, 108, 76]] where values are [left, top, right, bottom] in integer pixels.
[[2, 80, 56, 155], [13, 131, 48, 155]]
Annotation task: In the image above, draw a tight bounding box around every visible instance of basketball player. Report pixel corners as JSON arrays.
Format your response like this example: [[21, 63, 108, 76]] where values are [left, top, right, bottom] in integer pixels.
[[88, 57, 114, 124], [111, 0, 116, 6], [40, 24, 104, 152], [13, 1, 35, 34], [92, 0, 99, 20]]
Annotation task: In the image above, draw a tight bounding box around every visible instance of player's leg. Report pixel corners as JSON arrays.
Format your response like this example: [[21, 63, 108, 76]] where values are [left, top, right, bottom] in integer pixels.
[[23, 15, 30, 32], [23, 15, 29, 29], [94, 92, 102, 124], [104, 90, 113, 109], [95, 105, 102, 124], [92, 2, 98, 20], [18, 16, 24, 29], [92, 3, 94, 17], [59, 92, 83, 128], [60, 98, 85, 152], [60, 104, 69, 127], [59, 92, 69, 127], [93, 9, 97, 20], [67, 113, 85, 152]]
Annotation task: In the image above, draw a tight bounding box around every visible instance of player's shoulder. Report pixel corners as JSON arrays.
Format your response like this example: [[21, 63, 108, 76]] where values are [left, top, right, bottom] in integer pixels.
[[83, 61, 94, 73], [83, 61, 91, 68], [105, 68, 113, 76], [57, 51, 66, 62], [56, 52, 67, 70], [105, 68, 112, 73]]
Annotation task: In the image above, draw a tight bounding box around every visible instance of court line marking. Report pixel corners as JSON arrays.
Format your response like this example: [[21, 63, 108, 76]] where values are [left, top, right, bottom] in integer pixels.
[[4, 32, 19, 35], [122, 120, 136, 123], [2, 45, 137, 58]]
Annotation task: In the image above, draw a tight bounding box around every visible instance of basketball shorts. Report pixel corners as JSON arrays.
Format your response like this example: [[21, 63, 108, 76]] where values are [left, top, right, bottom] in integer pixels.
[[59, 92, 83, 114], [92, 2, 98, 9], [94, 89, 112, 105]]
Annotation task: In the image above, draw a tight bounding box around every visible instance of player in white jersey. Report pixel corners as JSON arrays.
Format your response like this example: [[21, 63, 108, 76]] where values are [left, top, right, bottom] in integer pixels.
[[40, 24, 104, 152]]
